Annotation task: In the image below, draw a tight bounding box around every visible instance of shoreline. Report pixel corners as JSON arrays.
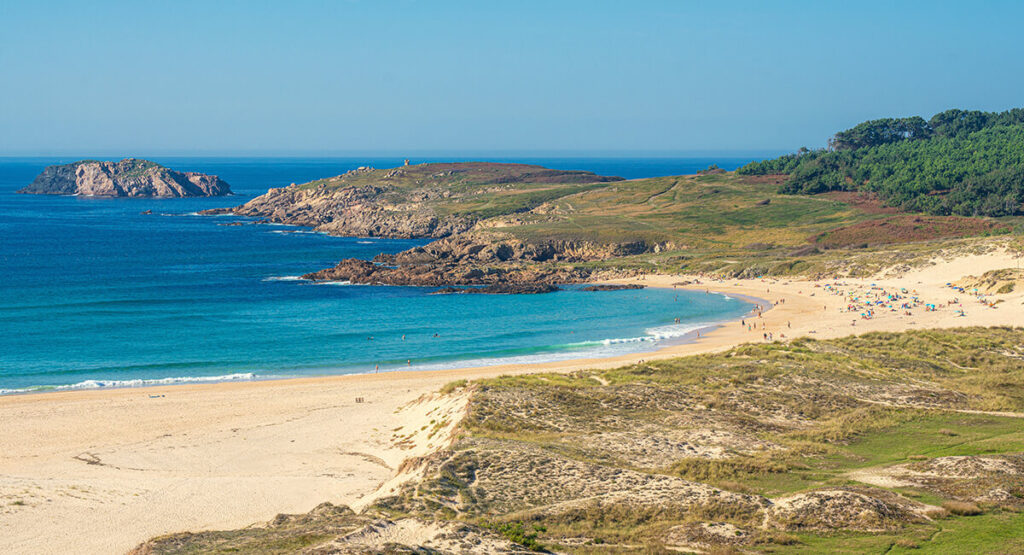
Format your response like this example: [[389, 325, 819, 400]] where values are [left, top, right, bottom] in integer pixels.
[[0, 287, 768, 398], [5, 249, 1024, 553]]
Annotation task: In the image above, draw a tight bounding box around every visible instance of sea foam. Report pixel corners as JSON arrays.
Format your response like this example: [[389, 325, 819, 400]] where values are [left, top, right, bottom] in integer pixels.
[[0, 373, 256, 396]]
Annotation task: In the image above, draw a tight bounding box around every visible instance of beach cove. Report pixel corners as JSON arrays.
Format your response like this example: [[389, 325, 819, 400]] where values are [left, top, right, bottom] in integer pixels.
[[3, 247, 1023, 553]]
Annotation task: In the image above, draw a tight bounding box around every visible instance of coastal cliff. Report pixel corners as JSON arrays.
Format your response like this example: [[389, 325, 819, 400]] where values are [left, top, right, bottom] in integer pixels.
[[18, 159, 231, 197]]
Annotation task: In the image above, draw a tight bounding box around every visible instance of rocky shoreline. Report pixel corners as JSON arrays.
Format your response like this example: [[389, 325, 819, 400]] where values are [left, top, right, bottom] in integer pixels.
[[299, 257, 600, 289], [430, 284, 561, 294]]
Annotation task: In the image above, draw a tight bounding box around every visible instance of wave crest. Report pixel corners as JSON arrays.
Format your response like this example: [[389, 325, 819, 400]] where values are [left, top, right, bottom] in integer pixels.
[[0, 373, 255, 396]]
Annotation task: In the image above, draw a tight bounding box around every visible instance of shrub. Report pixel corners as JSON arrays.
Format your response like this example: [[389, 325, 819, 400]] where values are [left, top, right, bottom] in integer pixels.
[[487, 521, 546, 551], [942, 501, 983, 516], [440, 379, 468, 394]]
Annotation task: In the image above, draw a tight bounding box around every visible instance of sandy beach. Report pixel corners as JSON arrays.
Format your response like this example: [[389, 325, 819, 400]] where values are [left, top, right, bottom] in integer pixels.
[[2, 248, 1023, 554]]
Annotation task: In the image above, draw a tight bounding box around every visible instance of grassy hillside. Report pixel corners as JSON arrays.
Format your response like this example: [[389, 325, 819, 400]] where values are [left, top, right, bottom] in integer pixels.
[[477, 172, 1015, 278]]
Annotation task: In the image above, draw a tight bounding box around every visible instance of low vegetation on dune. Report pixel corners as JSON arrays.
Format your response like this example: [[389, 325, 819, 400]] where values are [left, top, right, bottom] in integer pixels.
[[135, 328, 1024, 554]]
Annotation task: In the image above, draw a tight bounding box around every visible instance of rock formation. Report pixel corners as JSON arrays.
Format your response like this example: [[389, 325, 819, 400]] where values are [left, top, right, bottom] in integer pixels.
[[18, 159, 231, 197]]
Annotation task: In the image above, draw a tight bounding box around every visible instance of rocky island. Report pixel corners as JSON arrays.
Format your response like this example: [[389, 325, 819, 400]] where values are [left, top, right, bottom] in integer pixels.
[[18, 158, 231, 197]]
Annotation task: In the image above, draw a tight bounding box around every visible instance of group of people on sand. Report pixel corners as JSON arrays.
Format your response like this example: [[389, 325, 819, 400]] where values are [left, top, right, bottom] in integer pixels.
[[947, 282, 1005, 310]]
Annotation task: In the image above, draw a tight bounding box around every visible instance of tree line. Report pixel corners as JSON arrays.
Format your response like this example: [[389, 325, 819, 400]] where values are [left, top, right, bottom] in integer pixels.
[[738, 108, 1024, 217]]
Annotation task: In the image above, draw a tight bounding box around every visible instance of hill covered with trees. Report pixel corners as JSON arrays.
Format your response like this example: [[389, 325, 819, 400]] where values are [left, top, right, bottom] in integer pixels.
[[738, 109, 1024, 216]]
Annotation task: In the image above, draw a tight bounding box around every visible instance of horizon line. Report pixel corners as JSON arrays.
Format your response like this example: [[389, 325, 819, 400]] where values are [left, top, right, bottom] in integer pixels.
[[0, 149, 789, 160]]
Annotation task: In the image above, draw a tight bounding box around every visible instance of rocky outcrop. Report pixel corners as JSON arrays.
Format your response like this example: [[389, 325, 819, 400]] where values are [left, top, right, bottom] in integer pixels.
[[18, 159, 231, 197], [581, 284, 646, 291], [204, 184, 473, 238], [379, 232, 662, 266], [300, 230, 654, 290], [300, 258, 595, 288]]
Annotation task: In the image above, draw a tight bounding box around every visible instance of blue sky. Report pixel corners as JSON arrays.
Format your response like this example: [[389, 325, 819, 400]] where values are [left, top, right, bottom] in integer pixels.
[[1, 0, 1022, 156]]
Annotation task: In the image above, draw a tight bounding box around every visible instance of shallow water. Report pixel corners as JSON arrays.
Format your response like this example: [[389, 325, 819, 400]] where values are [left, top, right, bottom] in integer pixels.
[[0, 157, 753, 393]]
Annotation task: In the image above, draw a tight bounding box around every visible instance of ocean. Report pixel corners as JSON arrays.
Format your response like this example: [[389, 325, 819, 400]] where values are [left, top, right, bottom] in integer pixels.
[[0, 157, 756, 394]]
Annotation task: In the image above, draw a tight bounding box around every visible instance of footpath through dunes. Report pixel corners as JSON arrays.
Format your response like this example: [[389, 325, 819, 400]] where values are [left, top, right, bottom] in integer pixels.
[[132, 326, 1024, 554]]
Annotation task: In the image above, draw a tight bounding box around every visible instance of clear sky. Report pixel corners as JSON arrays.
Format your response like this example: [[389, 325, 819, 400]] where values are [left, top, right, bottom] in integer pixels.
[[1, 0, 1022, 156]]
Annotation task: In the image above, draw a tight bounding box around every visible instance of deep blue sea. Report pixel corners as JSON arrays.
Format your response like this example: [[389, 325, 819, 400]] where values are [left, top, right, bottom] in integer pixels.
[[0, 157, 755, 394]]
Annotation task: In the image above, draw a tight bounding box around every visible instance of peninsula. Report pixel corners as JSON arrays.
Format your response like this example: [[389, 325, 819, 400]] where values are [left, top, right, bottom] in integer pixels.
[[18, 158, 232, 197]]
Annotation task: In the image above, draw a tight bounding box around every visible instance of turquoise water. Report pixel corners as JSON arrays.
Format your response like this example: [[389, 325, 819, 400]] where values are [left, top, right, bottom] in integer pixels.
[[0, 157, 754, 394]]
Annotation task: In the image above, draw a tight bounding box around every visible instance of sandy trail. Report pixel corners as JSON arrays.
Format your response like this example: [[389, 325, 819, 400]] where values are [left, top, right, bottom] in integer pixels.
[[2, 249, 1022, 554]]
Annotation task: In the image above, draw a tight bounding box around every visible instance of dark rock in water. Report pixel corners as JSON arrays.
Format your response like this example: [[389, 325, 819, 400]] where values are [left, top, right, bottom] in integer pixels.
[[580, 284, 646, 291], [301, 257, 592, 288], [431, 284, 560, 295], [18, 158, 231, 198], [217, 222, 245, 226]]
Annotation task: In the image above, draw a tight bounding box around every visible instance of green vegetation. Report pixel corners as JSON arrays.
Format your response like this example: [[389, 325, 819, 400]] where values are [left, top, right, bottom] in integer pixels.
[[739, 108, 1024, 216], [778, 511, 1024, 555], [485, 521, 547, 551]]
